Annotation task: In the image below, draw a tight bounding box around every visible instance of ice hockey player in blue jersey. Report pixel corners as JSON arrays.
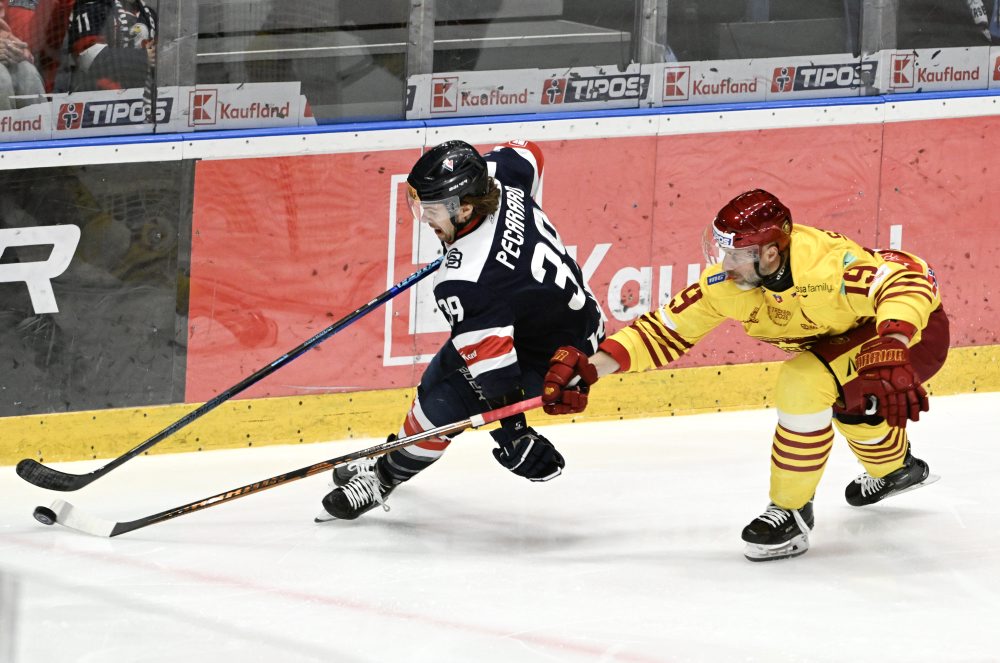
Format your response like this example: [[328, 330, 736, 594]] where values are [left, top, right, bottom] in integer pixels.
[[318, 139, 606, 521]]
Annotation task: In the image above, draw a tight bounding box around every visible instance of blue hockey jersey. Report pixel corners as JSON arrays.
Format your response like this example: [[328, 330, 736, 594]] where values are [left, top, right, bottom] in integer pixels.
[[430, 140, 606, 401]]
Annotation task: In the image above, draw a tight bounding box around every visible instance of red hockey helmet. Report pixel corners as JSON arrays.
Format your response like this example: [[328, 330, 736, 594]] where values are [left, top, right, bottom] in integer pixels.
[[712, 189, 792, 251]]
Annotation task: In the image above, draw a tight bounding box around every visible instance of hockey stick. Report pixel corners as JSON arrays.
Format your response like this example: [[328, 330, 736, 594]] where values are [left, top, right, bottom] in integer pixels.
[[16, 258, 443, 492], [32, 396, 544, 537]]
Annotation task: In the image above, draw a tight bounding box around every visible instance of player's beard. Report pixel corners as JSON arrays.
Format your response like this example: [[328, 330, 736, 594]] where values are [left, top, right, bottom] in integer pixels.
[[727, 268, 762, 290]]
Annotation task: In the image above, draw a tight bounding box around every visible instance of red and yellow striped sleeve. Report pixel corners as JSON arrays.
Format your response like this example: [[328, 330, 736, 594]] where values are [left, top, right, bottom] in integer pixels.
[[599, 281, 726, 372], [843, 249, 941, 336]]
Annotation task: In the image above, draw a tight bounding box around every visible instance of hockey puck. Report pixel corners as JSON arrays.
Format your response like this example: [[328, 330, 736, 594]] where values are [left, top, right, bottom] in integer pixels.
[[33, 505, 57, 526]]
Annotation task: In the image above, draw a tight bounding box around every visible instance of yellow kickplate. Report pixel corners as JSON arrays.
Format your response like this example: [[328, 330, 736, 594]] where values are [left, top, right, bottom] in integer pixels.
[[1, 345, 996, 465]]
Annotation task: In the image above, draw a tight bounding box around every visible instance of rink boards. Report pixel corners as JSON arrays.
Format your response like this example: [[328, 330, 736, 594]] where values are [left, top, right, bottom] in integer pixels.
[[1, 93, 998, 464]]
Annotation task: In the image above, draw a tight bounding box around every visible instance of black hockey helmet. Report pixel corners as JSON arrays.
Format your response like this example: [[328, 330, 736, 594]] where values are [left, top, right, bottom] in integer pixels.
[[406, 140, 489, 204]]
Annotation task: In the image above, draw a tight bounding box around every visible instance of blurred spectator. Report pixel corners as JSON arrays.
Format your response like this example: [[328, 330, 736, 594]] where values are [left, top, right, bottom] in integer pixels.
[[68, 0, 156, 91], [4, 0, 74, 93], [898, 0, 997, 47], [0, 2, 45, 108], [967, 0, 1000, 41]]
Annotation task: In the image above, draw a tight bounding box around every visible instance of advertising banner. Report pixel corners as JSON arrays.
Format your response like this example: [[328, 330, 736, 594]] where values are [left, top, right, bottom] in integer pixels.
[[182, 82, 315, 131], [0, 103, 52, 142], [407, 64, 655, 119], [185, 111, 998, 402], [656, 53, 880, 106], [0, 82, 315, 144], [407, 54, 883, 119], [879, 47, 992, 94], [48, 86, 184, 138]]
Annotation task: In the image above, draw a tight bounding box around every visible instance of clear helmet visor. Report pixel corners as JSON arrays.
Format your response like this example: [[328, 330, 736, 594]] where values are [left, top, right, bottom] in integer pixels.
[[407, 185, 462, 225], [702, 223, 760, 267]]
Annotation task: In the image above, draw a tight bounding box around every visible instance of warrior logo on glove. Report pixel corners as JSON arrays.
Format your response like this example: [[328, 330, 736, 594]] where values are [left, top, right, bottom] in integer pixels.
[[542, 345, 599, 415], [855, 335, 929, 429]]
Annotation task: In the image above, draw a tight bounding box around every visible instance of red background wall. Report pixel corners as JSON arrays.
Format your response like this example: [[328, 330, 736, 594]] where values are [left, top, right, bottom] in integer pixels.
[[186, 118, 998, 402]]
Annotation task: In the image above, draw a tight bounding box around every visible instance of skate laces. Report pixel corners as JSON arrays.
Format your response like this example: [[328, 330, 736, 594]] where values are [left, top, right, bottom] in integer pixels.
[[344, 458, 377, 474], [342, 467, 391, 513], [757, 504, 811, 533], [758, 504, 792, 527], [854, 473, 885, 497]]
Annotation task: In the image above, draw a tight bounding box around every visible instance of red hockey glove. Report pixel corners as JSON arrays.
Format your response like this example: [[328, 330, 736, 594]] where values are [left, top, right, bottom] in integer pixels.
[[856, 336, 929, 429], [542, 346, 599, 415]]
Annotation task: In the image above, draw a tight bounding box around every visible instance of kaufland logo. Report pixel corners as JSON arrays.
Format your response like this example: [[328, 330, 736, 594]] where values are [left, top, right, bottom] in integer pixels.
[[890, 54, 914, 89], [431, 77, 458, 112], [189, 89, 217, 125], [55, 97, 173, 130], [218, 101, 291, 120], [691, 78, 759, 96], [459, 88, 529, 108], [662, 67, 690, 100], [541, 74, 649, 103], [0, 114, 44, 133], [915, 65, 980, 84]]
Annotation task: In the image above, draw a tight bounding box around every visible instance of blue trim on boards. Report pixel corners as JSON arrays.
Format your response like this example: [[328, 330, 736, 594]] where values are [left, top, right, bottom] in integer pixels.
[[3, 88, 999, 154]]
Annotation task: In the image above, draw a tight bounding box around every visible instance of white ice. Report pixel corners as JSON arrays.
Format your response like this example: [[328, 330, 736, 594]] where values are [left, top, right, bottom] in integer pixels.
[[2, 391, 999, 663]]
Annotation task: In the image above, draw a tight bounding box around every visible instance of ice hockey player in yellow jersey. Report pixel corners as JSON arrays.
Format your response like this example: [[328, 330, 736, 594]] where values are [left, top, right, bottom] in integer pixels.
[[540, 189, 949, 561]]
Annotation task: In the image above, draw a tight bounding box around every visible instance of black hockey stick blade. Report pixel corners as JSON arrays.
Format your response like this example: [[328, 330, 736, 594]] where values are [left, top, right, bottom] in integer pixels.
[[36, 396, 544, 537], [16, 257, 443, 492], [16, 460, 101, 492]]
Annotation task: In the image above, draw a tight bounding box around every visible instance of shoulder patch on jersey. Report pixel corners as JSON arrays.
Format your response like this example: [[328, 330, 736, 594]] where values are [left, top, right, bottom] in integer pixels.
[[870, 263, 892, 290], [707, 273, 727, 285], [445, 248, 463, 269]]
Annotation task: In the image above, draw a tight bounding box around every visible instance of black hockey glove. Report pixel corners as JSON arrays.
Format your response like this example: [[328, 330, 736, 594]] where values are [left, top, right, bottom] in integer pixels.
[[490, 421, 565, 482]]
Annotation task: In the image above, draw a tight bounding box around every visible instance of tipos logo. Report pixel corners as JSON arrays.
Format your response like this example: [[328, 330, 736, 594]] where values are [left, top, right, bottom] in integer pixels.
[[55, 97, 173, 129], [541, 78, 567, 105], [771, 67, 796, 93], [56, 103, 85, 130], [771, 62, 875, 92], [541, 74, 649, 103]]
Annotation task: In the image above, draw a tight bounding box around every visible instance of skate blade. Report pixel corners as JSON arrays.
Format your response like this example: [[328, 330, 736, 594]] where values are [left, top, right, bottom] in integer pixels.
[[885, 473, 941, 501], [744, 534, 810, 562], [314, 511, 338, 524]]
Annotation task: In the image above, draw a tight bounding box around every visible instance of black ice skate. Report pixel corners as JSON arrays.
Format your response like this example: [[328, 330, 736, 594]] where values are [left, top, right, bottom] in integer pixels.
[[331, 436, 396, 487], [845, 451, 939, 507], [331, 457, 377, 487], [317, 460, 395, 522], [741, 500, 814, 562]]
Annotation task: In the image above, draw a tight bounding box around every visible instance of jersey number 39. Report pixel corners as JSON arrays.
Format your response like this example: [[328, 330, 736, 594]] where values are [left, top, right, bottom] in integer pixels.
[[530, 210, 586, 310]]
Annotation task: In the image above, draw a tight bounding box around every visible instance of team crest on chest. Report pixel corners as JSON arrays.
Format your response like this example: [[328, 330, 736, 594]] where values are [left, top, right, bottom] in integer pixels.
[[446, 249, 463, 268], [766, 305, 791, 325]]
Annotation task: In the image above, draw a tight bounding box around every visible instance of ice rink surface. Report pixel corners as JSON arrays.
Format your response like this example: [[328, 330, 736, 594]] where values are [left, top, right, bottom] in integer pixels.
[[2, 391, 999, 663]]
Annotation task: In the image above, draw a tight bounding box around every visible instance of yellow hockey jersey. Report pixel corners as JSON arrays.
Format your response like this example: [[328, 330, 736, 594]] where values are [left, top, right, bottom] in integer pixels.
[[601, 224, 941, 372]]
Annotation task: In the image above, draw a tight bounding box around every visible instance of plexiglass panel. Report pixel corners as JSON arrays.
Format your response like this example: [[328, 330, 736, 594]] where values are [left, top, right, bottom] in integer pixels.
[[1, 1, 999, 140]]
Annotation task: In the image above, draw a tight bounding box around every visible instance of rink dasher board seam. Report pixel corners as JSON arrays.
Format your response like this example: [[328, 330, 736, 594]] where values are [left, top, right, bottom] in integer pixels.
[[1, 91, 998, 171]]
